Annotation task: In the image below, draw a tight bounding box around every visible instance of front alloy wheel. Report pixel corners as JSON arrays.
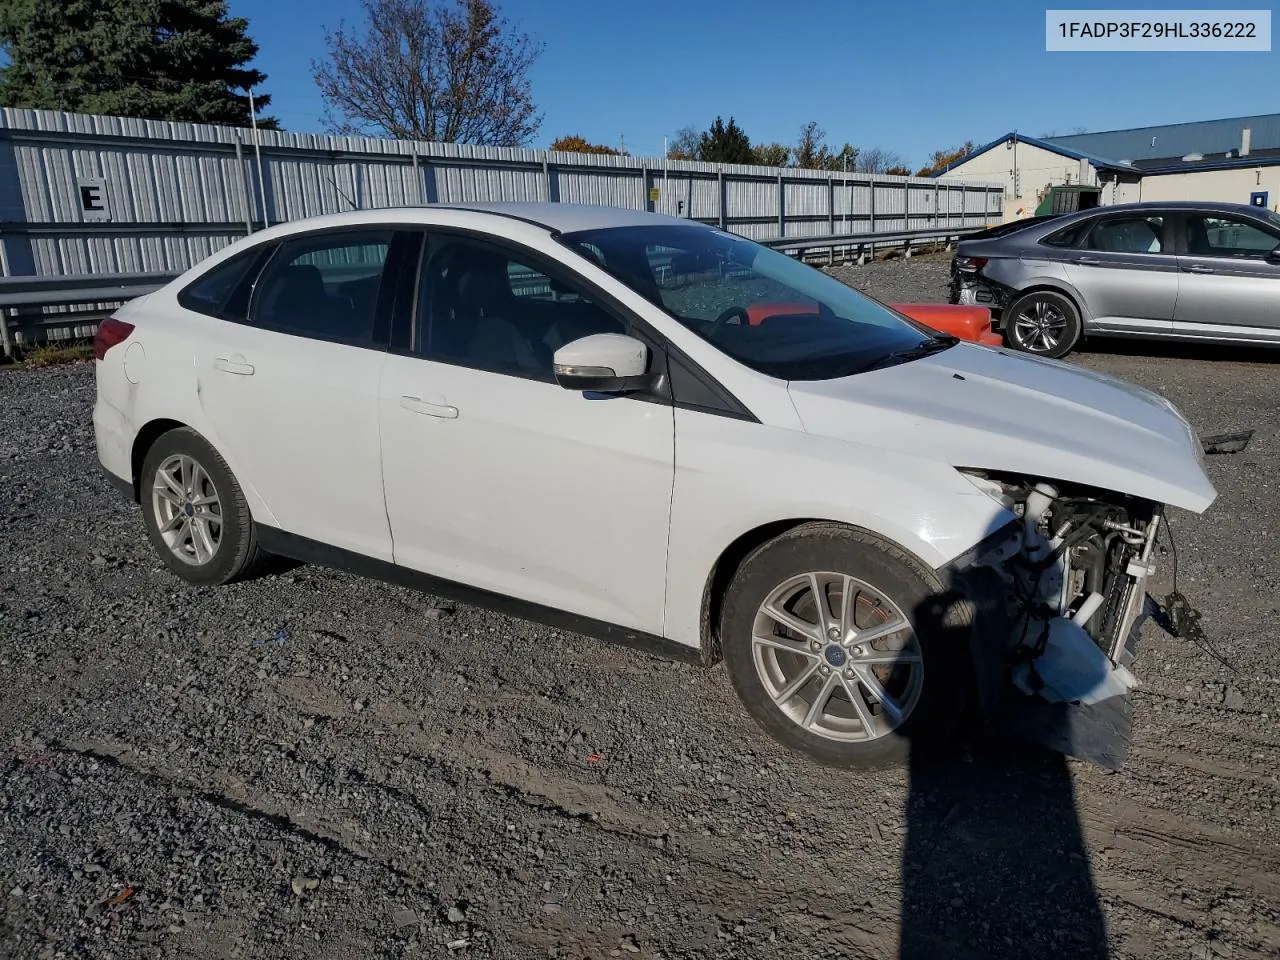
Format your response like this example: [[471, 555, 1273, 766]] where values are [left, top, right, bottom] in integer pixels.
[[720, 524, 972, 768], [751, 572, 923, 743]]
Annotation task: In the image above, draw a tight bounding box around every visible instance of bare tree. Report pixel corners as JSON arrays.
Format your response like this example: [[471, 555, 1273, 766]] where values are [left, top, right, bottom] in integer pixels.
[[667, 125, 701, 160], [855, 147, 908, 174], [311, 0, 543, 146], [792, 121, 827, 169]]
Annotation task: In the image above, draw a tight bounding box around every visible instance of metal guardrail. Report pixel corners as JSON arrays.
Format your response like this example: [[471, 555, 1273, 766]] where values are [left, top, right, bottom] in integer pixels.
[[762, 225, 983, 261], [0, 272, 178, 355], [0, 272, 179, 308]]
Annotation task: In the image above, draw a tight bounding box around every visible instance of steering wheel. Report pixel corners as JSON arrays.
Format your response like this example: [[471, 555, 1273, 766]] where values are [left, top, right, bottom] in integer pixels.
[[708, 305, 751, 337]]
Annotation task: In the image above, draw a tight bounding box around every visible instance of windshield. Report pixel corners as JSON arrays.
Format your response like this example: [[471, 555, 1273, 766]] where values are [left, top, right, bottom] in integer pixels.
[[558, 224, 944, 381]]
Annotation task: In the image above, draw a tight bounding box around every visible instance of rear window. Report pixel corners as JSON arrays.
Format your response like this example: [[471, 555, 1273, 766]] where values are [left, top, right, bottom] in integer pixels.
[[964, 215, 1060, 241], [178, 249, 259, 318]]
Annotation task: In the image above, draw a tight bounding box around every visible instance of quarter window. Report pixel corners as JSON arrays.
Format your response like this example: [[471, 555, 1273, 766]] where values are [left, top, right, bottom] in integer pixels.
[[1085, 216, 1165, 254], [1185, 215, 1279, 259], [1040, 221, 1090, 248], [249, 230, 393, 342], [417, 237, 625, 381], [178, 248, 259, 318]]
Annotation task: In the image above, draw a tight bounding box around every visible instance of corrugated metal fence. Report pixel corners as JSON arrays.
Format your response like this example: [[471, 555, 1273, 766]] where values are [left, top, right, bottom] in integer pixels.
[[0, 107, 1003, 344]]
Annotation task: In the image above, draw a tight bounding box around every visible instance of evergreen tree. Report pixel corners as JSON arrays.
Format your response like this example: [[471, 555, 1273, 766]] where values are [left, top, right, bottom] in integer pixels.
[[0, 0, 276, 127], [697, 116, 753, 164]]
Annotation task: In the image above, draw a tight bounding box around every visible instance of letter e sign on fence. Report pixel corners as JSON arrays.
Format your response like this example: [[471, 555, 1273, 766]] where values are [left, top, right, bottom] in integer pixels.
[[78, 178, 109, 220]]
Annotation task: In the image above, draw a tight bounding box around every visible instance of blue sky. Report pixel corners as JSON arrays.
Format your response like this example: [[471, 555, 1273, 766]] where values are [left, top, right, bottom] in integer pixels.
[[232, 0, 1279, 165]]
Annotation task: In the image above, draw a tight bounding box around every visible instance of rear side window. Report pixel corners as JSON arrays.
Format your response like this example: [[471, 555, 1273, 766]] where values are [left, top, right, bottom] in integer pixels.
[[1085, 215, 1165, 254], [249, 230, 393, 344], [1040, 221, 1090, 248], [177, 249, 259, 317]]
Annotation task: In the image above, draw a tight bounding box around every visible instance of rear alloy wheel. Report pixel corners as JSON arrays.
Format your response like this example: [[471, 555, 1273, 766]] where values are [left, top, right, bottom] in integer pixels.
[[1004, 291, 1082, 359], [152, 454, 223, 566], [720, 524, 972, 769], [140, 427, 265, 586]]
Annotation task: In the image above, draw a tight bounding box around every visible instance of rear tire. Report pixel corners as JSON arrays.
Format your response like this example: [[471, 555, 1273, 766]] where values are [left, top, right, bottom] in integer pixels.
[[719, 524, 972, 769], [1003, 290, 1082, 359], [139, 427, 265, 586]]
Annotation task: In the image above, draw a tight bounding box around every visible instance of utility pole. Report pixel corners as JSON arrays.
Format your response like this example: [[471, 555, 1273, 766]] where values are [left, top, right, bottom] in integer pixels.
[[249, 88, 268, 230]]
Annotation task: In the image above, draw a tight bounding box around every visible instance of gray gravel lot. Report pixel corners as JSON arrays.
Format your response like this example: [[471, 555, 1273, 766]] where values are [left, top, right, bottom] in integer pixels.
[[1, 257, 1278, 959]]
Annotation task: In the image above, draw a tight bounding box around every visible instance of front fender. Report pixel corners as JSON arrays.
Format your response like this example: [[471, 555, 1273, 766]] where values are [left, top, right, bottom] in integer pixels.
[[662, 411, 1015, 650]]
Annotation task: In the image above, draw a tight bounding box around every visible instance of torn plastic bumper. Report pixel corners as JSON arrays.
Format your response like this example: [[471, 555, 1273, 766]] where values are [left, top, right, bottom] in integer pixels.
[[1200, 429, 1253, 456], [945, 489, 1165, 771]]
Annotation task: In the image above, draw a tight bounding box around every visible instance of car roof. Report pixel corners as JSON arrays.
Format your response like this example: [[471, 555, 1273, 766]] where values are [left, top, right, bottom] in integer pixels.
[[433, 201, 698, 232], [1068, 200, 1267, 216], [248, 202, 703, 240]]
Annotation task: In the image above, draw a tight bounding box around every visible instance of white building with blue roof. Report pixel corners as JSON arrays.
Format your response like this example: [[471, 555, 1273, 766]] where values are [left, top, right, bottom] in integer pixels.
[[935, 114, 1280, 221]]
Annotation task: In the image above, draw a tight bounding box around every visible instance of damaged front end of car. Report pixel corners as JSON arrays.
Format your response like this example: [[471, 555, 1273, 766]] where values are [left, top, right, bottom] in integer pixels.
[[947, 470, 1170, 771]]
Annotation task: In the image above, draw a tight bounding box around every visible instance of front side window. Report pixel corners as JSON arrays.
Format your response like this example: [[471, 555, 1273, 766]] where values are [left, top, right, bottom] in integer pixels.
[[249, 230, 392, 342], [1185, 214, 1279, 259], [559, 224, 939, 381], [1085, 215, 1165, 254], [417, 236, 626, 381]]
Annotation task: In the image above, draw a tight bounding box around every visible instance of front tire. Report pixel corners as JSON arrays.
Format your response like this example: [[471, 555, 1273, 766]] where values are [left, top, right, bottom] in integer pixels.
[[720, 524, 972, 769], [1003, 290, 1082, 359], [140, 427, 265, 586]]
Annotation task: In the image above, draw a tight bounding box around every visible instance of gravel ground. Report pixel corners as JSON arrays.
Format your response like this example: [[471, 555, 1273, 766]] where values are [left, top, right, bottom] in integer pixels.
[[2, 259, 1278, 960]]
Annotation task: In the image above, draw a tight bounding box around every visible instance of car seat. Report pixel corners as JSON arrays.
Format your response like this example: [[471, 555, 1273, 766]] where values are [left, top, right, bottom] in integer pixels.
[[259, 263, 340, 331], [452, 254, 550, 375]]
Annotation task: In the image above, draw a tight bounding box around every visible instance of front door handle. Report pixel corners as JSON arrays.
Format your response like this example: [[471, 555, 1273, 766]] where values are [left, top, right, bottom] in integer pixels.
[[1074, 257, 1100, 266], [1184, 264, 1215, 274], [399, 395, 458, 419], [213, 356, 255, 375]]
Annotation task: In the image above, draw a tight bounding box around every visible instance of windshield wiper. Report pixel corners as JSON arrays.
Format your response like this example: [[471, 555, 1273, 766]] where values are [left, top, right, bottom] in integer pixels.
[[840, 334, 959, 376], [885, 333, 960, 361]]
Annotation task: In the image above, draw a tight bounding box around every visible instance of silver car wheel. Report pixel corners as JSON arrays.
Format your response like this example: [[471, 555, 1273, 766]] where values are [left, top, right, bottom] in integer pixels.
[[751, 572, 923, 742], [1012, 299, 1068, 353], [151, 454, 223, 566]]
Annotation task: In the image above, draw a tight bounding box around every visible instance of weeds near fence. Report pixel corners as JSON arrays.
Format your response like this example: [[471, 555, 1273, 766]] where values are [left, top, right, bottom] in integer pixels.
[[19, 342, 93, 369]]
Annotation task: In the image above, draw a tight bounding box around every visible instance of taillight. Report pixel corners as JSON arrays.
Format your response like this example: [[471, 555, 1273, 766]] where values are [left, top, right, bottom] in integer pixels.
[[954, 256, 988, 272], [93, 317, 135, 360]]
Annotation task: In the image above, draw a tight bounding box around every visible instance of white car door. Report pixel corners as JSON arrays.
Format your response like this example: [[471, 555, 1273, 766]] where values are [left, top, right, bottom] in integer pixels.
[[378, 232, 675, 634], [190, 227, 402, 561]]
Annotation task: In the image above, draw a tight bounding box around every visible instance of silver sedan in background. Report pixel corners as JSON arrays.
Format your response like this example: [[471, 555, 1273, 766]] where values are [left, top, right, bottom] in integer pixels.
[[949, 201, 1280, 358]]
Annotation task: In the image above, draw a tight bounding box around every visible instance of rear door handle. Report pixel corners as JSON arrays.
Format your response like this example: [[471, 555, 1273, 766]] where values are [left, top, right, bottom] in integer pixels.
[[399, 395, 458, 419], [1073, 257, 1100, 266], [1184, 264, 1215, 274], [213, 357, 255, 375]]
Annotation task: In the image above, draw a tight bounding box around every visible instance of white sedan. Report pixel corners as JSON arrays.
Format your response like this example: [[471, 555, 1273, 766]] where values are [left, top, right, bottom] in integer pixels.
[[93, 203, 1216, 769]]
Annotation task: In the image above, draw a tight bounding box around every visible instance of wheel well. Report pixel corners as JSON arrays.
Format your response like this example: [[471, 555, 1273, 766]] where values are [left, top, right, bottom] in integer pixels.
[[698, 519, 816, 667], [129, 418, 187, 501]]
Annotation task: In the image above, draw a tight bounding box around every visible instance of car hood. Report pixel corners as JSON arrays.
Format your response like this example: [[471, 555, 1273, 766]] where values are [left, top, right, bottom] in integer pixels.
[[787, 343, 1217, 513]]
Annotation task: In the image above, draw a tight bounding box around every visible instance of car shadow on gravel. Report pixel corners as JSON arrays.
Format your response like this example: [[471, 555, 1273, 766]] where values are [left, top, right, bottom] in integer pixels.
[[896, 589, 1109, 959], [1077, 337, 1279, 364]]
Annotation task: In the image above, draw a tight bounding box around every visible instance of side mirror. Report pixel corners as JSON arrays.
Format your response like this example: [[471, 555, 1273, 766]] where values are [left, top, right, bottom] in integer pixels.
[[553, 333, 659, 394], [1267, 243, 1280, 264]]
